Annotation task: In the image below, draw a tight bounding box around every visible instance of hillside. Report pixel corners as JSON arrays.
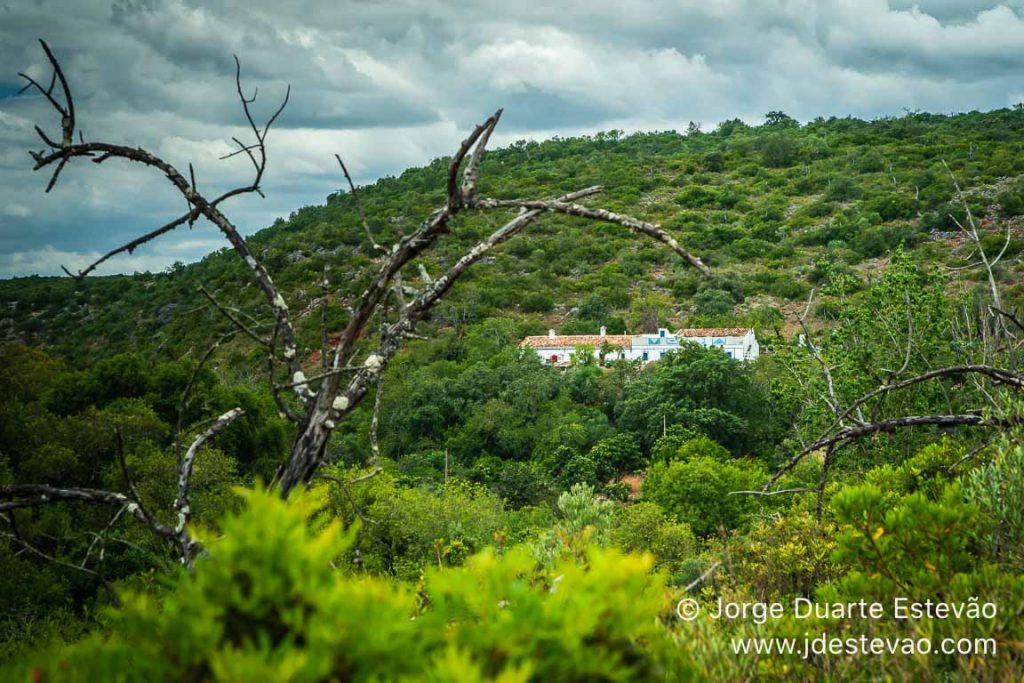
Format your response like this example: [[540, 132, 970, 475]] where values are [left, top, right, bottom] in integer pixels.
[[4, 107, 1024, 681], [4, 108, 1024, 365]]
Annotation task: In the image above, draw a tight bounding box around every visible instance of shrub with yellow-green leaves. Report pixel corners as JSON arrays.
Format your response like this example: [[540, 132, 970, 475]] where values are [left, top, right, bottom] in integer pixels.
[[675, 480, 1024, 682], [32, 487, 691, 682], [716, 511, 839, 602], [609, 501, 698, 578]]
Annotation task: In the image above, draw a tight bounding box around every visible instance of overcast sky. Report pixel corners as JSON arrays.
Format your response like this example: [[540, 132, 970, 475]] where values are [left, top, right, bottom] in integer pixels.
[[2, 0, 1024, 277]]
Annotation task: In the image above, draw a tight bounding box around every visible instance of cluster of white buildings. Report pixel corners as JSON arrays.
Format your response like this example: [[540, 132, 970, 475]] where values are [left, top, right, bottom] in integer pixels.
[[520, 327, 759, 366]]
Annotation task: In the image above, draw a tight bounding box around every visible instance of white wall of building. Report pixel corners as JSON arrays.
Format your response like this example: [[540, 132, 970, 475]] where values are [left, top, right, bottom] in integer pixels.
[[524, 328, 759, 365], [677, 330, 759, 360]]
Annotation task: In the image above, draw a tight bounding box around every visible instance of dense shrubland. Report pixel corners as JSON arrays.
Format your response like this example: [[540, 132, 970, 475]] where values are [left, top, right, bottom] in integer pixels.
[[3, 108, 1024, 680]]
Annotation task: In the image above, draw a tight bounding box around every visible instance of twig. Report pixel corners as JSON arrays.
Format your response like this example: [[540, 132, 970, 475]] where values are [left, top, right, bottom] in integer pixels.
[[198, 285, 270, 348], [684, 560, 721, 593], [336, 154, 384, 253]]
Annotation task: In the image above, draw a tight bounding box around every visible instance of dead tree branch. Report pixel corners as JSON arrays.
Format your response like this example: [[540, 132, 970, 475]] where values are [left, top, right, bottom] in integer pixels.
[[198, 285, 271, 349], [336, 154, 384, 253], [27, 40, 302, 391], [175, 408, 244, 565], [766, 413, 1012, 491], [1, 521, 99, 578]]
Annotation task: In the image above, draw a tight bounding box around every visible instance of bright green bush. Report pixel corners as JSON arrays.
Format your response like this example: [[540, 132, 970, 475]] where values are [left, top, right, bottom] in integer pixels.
[[670, 435, 731, 463], [830, 483, 977, 599], [609, 502, 696, 575], [326, 470, 508, 576], [31, 488, 689, 682], [642, 455, 766, 537]]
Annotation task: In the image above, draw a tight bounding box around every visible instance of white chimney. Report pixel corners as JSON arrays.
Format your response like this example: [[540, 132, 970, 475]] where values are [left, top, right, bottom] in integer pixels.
[[548, 329, 556, 339], [600, 326, 606, 336]]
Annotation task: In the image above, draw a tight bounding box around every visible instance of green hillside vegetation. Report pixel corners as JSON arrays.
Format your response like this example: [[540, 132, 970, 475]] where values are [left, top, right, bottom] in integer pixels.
[[3, 108, 1024, 680], [5, 108, 1024, 360]]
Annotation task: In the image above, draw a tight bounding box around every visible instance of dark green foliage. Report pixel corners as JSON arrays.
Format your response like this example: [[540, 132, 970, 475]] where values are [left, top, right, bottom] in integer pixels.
[[617, 344, 776, 455], [643, 452, 767, 537], [587, 433, 644, 480], [760, 135, 798, 168]]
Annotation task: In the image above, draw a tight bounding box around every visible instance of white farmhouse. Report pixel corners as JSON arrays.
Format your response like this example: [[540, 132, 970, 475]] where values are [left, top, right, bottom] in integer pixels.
[[519, 327, 631, 366], [520, 326, 760, 365]]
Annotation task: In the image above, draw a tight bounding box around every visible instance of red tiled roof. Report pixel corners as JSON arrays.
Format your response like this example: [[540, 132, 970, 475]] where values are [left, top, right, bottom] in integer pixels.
[[520, 334, 632, 349], [676, 327, 751, 337]]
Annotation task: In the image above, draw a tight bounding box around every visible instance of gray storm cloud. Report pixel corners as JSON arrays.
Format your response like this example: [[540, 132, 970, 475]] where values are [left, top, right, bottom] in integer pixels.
[[1, 0, 1023, 276]]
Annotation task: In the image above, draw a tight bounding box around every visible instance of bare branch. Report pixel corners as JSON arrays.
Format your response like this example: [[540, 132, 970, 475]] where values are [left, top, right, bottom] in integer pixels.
[[448, 109, 502, 210], [174, 331, 238, 463], [265, 325, 302, 423], [944, 160, 1004, 317], [112, 428, 168, 541], [1, 525, 98, 578], [729, 487, 817, 497], [80, 504, 128, 570], [62, 210, 199, 279], [815, 364, 1024, 448], [198, 285, 271, 348], [683, 560, 721, 593], [336, 154, 384, 252], [460, 111, 501, 200], [175, 407, 244, 565], [273, 365, 362, 390], [767, 413, 1011, 490], [991, 306, 1024, 334], [19, 40, 75, 146], [796, 287, 856, 422], [26, 44, 300, 383], [316, 469, 383, 526], [816, 444, 837, 520], [369, 376, 384, 463], [0, 484, 176, 541]]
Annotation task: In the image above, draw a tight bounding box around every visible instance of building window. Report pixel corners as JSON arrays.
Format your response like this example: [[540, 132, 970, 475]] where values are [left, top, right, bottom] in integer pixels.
[[642, 351, 649, 362]]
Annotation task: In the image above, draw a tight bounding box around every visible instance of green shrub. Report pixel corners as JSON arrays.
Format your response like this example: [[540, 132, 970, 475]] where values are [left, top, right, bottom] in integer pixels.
[[643, 455, 766, 537], [720, 512, 839, 601], [962, 442, 1024, 571], [609, 501, 697, 574], [33, 488, 688, 682], [671, 435, 731, 463], [760, 135, 798, 168], [587, 433, 644, 480], [824, 176, 860, 201], [830, 483, 977, 599]]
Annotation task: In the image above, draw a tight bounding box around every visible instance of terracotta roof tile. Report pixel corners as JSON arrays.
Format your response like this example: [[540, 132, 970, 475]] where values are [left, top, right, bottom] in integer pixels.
[[676, 327, 751, 337], [519, 334, 632, 349]]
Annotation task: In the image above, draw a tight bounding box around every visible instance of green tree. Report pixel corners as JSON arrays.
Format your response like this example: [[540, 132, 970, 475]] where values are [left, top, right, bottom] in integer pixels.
[[618, 344, 776, 455], [643, 454, 767, 537]]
